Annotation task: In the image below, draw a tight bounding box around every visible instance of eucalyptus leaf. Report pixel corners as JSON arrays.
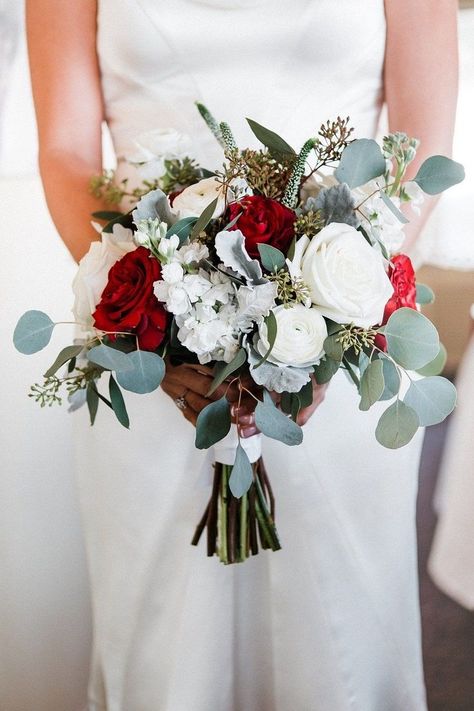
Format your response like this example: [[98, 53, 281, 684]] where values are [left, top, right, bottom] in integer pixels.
[[44, 344, 84, 378], [254, 311, 277, 368], [416, 283, 435, 305], [13, 310, 55, 355], [385, 307, 439, 370], [229, 444, 254, 498], [359, 359, 385, 411], [323, 332, 343, 362], [298, 379, 314, 409], [379, 356, 401, 401], [358, 352, 370, 377], [255, 395, 303, 446], [166, 216, 197, 244], [404, 376, 456, 426], [313, 356, 340, 384], [91, 210, 123, 221], [416, 343, 447, 377], [335, 139, 386, 189], [109, 375, 130, 429], [379, 190, 409, 224], [375, 400, 419, 449], [116, 350, 165, 393], [190, 197, 218, 239], [102, 212, 134, 233], [246, 118, 296, 159], [195, 397, 231, 449], [86, 384, 99, 426], [207, 348, 247, 396], [413, 156, 465, 195], [257, 244, 286, 272], [87, 344, 133, 373]]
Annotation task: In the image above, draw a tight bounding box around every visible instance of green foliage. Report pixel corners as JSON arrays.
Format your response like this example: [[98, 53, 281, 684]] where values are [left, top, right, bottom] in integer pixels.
[[416, 344, 447, 377], [190, 197, 219, 239], [14, 310, 55, 355], [44, 344, 84, 378], [379, 356, 401, 401], [359, 360, 385, 411], [416, 284, 435, 305], [229, 444, 254, 498], [195, 397, 232, 449], [413, 156, 465, 195], [195, 102, 224, 147], [375, 399, 419, 449], [116, 351, 165, 394], [335, 139, 386, 189], [282, 138, 317, 209], [86, 384, 99, 426], [404, 376, 456, 426], [207, 348, 247, 396], [246, 118, 296, 161], [313, 356, 340, 384], [258, 244, 286, 272], [87, 344, 133, 373], [254, 311, 278, 367], [385, 308, 439, 370], [109, 375, 130, 428], [166, 216, 197, 244], [255, 392, 303, 446], [378, 190, 409, 224]]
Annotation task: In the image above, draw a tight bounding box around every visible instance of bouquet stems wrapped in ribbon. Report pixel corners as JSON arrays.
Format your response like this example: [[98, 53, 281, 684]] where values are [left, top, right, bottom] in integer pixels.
[[14, 104, 464, 563]]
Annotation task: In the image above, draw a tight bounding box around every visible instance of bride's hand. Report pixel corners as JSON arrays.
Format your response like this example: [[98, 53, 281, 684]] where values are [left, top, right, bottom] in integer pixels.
[[161, 362, 259, 437], [271, 377, 328, 427]]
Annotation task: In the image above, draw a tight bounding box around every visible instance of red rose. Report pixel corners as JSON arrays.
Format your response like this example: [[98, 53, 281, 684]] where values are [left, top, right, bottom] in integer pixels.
[[375, 254, 417, 351], [227, 195, 295, 260], [93, 246, 167, 351]]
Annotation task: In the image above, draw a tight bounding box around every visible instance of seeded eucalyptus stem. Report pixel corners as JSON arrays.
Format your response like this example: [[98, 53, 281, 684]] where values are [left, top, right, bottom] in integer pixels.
[[192, 458, 281, 563]]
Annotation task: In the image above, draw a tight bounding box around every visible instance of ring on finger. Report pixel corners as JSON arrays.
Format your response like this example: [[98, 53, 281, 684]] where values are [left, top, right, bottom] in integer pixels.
[[174, 388, 189, 411]]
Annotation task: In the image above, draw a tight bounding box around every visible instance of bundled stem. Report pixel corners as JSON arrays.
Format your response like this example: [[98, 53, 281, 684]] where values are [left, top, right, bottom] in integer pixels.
[[192, 458, 281, 563]]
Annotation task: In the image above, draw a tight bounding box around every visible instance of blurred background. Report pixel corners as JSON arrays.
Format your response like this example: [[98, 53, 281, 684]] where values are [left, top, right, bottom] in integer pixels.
[[0, 2, 473, 710]]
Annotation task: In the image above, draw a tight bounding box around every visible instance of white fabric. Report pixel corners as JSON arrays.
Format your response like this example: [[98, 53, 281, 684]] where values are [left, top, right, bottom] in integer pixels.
[[75, 2, 427, 709], [428, 334, 474, 609], [213, 426, 262, 465]]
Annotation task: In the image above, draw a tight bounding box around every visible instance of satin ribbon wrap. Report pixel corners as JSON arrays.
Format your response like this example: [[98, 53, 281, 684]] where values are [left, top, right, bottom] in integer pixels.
[[212, 424, 262, 465]]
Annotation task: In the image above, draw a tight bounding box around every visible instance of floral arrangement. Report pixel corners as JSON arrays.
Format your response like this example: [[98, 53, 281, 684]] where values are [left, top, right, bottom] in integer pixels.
[[14, 104, 464, 564]]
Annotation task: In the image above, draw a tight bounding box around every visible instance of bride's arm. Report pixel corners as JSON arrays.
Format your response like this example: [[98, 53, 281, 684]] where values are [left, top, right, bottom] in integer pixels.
[[384, 0, 459, 250], [26, 0, 105, 262]]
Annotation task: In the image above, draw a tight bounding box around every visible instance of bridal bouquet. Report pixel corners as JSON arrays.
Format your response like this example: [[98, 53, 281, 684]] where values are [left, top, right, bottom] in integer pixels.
[[14, 104, 464, 563]]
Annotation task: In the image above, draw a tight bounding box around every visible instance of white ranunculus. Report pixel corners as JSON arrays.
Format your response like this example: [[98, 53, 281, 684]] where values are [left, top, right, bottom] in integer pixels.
[[172, 177, 230, 220], [256, 304, 327, 368], [72, 225, 136, 328], [301, 222, 393, 328], [127, 128, 193, 180]]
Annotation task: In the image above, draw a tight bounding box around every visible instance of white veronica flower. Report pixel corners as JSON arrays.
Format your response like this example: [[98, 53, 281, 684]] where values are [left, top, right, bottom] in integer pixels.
[[300, 222, 393, 328], [255, 304, 327, 368], [172, 177, 231, 220]]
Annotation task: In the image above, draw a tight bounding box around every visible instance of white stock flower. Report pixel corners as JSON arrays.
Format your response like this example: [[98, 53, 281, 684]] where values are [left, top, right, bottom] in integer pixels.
[[72, 225, 136, 328], [157, 234, 180, 262], [172, 177, 230, 220], [134, 218, 168, 250], [236, 282, 278, 331], [354, 180, 406, 253], [177, 242, 209, 265], [256, 304, 327, 368], [127, 128, 193, 180], [161, 263, 184, 284], [301, 222, 393, 328], [403, 181, 425, 215]]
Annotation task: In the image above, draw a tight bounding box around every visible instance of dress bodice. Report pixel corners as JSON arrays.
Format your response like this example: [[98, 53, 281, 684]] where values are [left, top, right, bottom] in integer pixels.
[[97, 0, 386, 171]]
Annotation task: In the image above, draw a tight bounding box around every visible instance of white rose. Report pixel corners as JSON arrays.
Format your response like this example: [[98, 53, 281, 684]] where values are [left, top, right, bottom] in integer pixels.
[[172, 177, 230, 220], [301, 222, 393, 327], [72, 225, 136, 328], [127, 128, 193, 180], [256, 304, 327, 368]]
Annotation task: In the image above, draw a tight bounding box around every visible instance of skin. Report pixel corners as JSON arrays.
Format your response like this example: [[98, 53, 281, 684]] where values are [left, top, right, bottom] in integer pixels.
[[26, 0, 458, 431]]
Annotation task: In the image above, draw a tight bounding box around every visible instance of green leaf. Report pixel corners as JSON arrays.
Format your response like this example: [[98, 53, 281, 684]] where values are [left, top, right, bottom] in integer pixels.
[[379, 356, 401, 401], [109, 375, 130, 429], [379, 190, 409, 224], [358, 352, 370, 377], [102, 211, 133, 233], [375, 399, 419, 449], [91, 210, 123, 220], [246, 118, 296, 159], [195, 397, 232, 449], [229, 444, 254, 498], [254, 311, 278, 368], [313, 356, 340, 384], [416, 283, 435, 305], [44, 344, 84, 378], [298, 379, 314, 409], [413, 155, 465, 195], [87, 344, 133, 372], [323, 332, 343, 362], [335, 139, 386, 189], [255, 393, 303, 446], [359, 359, 385, 411], [207, 348, 247, 396], [116, 350, 165, 393], [86, 384, 99, 426], [190, 197, 218, 239], [13, 310, 55, 355], [404, 376, 456, 427], [416, 343, 447, 377], [385, 307, 439, 370], [257, 244, 286, 272], [166, 216, 197, 244]]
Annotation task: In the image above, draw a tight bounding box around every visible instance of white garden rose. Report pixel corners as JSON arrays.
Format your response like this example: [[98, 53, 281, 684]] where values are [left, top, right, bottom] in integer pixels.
[[256, 304, 327, 368], [72, 225, 136, 328], [301, 222, 394, 328], [172, 177, 230, 220], [127, 128, 192, 180]]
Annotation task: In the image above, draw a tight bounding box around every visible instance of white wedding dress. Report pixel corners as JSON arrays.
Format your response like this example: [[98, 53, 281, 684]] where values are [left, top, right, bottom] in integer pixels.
[[74, 1, 427, 709]]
